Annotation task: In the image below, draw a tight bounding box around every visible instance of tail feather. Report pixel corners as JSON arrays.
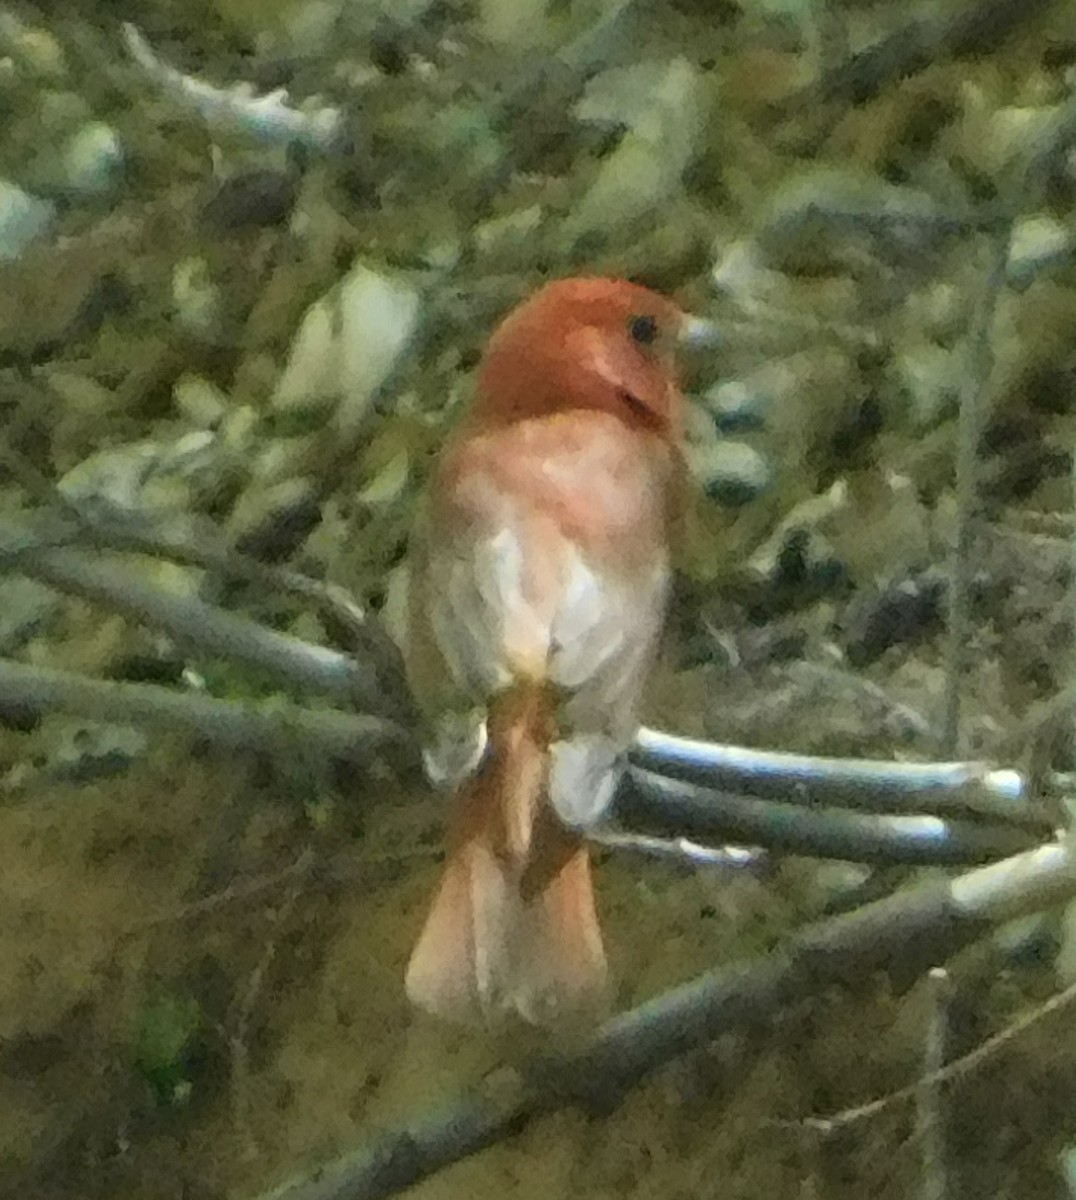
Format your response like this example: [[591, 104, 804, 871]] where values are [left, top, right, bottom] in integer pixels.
[[514, 845, 606, 1023], [405, 815, 512, 1024], [406, 683, 608, 1026]]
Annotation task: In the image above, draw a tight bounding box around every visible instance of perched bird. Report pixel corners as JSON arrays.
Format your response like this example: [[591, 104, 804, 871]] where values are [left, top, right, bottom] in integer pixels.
[[404, 276, 694, 1026]]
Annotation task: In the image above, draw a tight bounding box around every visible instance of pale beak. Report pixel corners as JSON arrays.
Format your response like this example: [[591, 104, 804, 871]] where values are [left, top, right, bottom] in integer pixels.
[[678, 314, 722, 350]]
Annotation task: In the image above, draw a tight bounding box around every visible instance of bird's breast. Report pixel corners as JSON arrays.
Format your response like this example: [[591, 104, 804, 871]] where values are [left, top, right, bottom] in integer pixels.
[[413, 411, 673, 704], [436, 409, 675, 573]]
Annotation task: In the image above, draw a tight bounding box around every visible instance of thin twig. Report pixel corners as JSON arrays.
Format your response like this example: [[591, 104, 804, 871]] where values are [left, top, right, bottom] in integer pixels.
[[231, 847, 315, 1161], [0, 415, 412, 716], [916, 967, 951, 1200], [944, 62, 1076, 757], [793, 977, 1076, 1135], [36, 502, 372, 635], [790, 661, 933, 742], [125, 856, 321, 933], [76, 512, 413, 722], [942, 226, 1011, 756], [110, 845, 442, 972], [591, 831, 766, 871], [1069, 430, 1076, 775]]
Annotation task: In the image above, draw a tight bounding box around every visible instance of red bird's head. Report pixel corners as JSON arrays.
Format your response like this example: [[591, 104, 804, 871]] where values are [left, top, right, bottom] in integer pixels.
[[471, 277, 697, 440]]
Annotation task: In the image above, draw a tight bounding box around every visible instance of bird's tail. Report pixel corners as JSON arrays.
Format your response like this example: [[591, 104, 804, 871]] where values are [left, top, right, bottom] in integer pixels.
[[406, 681, 608, 1026]]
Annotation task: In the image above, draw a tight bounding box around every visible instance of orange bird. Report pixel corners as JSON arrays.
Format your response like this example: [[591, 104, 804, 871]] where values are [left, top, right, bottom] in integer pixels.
[[404, 276, 693, 1026]]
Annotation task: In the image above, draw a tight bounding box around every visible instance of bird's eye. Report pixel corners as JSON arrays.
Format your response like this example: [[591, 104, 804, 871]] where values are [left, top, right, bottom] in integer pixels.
[[628, 314, 658, 345]]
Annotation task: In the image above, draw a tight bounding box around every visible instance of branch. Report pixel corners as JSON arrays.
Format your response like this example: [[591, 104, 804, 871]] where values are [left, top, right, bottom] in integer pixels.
[[942, 226, 1012, 756], [253, 841, 1073, 1200], [0, 646, 1040, 862], [915, 968, 951, 1200], [592, 831, 767, 871], [795, 976, 1076, 1134], [5, 501, 414, 721], [0, 658, 405, 768], [0, 512, 1057, 855], [616, 770, 1041, 865], [631, 729, 1052, 833], [13, 546, 386, 714]]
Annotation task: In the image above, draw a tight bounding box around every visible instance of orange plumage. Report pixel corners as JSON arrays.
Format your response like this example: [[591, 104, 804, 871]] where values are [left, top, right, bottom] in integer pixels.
[[404, 277, 689, 1026]]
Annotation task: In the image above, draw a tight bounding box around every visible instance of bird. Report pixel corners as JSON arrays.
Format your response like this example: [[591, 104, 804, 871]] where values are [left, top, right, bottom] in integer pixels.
[[403, 276, 696, 1027]]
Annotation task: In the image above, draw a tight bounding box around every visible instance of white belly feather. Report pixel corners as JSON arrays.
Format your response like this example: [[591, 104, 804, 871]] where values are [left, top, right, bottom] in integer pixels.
[[423, 520, 668, 827]]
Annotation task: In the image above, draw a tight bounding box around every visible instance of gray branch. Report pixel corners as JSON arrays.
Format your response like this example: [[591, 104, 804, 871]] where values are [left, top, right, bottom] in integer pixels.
[[0, 658, 406, 766], [15, 545, 386, 714], [0, 513, 1057, 862], [254, 841, 1072, 1200], [630, 728, 1053, 834], [616, 769, 1041, 866]]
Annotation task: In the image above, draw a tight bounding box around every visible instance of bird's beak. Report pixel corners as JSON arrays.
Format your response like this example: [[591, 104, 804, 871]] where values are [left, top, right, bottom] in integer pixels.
[[678, 314, 722, 350]]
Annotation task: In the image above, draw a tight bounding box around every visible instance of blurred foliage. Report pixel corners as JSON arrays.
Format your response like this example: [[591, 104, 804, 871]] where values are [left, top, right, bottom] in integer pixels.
[[132, 990, 202, 1106]]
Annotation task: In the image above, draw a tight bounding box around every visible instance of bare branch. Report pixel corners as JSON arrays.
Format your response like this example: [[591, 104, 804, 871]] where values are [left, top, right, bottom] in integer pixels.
[[631, 728, 1050, 833], [616, 770, 1043, 865], [0, 509, 1058, 857], [591, 831, 767, 872], [0, 658, 405, 769], [916, 968, 951, 1200], [10, 498, 414, 720], [14, 546, 386, 713], [793, 977, 1076, 1135], [0, 510, 1059, 857], [0, 643, 1045, 862], [252, 842, 1074, 1200], [942, 226, 1012, 756], [231, 846, 315, 1163]]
